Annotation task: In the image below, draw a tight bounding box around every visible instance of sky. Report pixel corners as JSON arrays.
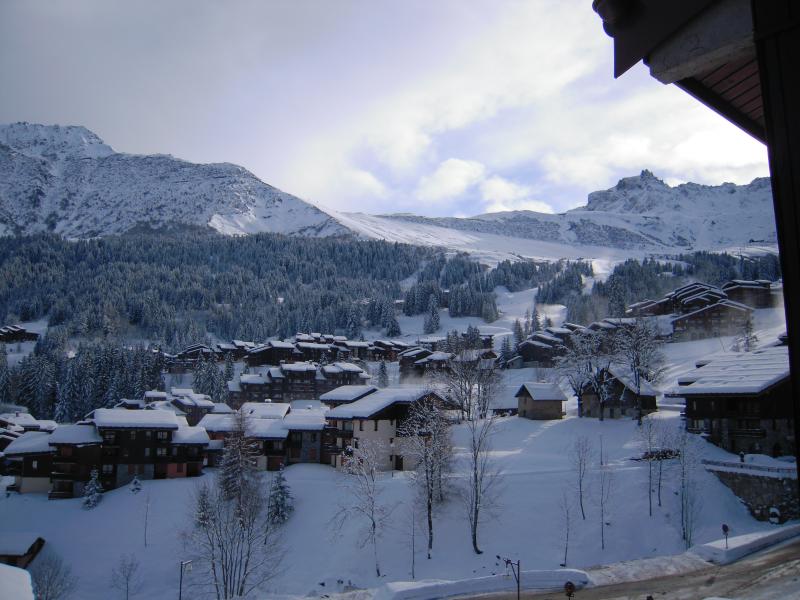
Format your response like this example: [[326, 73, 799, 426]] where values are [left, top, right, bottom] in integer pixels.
[[0, 0, 769, 217]]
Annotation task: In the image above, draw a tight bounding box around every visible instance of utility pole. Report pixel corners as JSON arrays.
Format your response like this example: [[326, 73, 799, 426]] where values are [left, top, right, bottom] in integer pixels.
[[178, 560, 192, 600], [497, 555, 521, 600]]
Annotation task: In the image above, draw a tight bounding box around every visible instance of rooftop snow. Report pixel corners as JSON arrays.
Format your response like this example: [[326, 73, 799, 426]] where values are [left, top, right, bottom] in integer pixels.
[[211, 403, 234, 414], [319, 385, 379, 402], [281, 362, 317, 373], [240, 374, 267, 385], [515, 382, 568, 402], [3, 431, 53, 456], [322, 362, 364, 374], [328, 387, 432, 419], [608, 365, 657, 397], [93, 408, 179, 430], [0, 563, 34, 600], [172, 426, 210, 445], [241, 401, 290, 419], [246, 418, 288, 439], [0, 532, 41, 557], [671, 345, 789, 396], [47, 425, 101, 446]]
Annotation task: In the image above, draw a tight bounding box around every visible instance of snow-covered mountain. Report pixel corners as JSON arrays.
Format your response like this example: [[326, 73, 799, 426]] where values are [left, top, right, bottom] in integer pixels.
[[0, 122, 347, 238], [0, 123, 777, 263], [339, 170, 776, 256]]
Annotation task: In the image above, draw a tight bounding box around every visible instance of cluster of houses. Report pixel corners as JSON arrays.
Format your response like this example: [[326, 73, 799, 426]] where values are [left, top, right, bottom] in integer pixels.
[[0, 382, 449, 498], [627, 280, 778, 341]]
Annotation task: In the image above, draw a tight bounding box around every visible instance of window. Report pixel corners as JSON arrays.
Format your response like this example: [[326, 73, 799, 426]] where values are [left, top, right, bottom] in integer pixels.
[[172, 447, 178, 456], [102, 464, 113, 474], [177, 463, 184, 473], [31, 460, 38, 470], [374, 420, 378, 432], [156, 447, 166, 457], [359, 420, 364, 431], [310, 433, 317, 442], [157, 431, 168, 441], [103, 432, 115, 443], [144, 448, 151, 457], [145, 431, 152, 439], [129, 431, 136, 440]]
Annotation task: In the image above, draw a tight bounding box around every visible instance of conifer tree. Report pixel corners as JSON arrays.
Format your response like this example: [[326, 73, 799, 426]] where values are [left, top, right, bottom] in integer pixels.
[[531, 307, 542, 332], [130, 475, 142, 494], [0, 344, 11, 406], [513, 319, 525, 347], [223, 352, 235, 383], [385, 316, 401, 338], [423, 295, 440, 334], [83, 469, 103, 509], [377, 360, 389, 388], [267, 466, 294, 525]]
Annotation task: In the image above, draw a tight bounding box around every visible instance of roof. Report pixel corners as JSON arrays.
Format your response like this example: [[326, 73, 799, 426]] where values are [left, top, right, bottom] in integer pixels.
[[281, 362, 317, 373], [246, 418, 289, 439], [211, 403, 234, 414], [319, 385, 379, 403], [515, 382, 568, 402], [172, 426, 210, 445], [3, 431, 53, 456], [282, 408, 328, 431], [240, 374, 267, 385], [322, 362, 364, 374], [241, 401, 290, 419], [47, 425, 101, 446], [607, 366, 658, 397], [0, 563, 34, 600], [328, 387, 435, 419], [197, 414, 236, 432], [93, 408, 179, 430], [0, 532, 42, 556], [671, 345, 789, 396], [672, 299, 753, 323]]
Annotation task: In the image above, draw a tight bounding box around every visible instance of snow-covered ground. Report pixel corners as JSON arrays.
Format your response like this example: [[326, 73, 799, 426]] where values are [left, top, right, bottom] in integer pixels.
[[2, 407, 790, 600]]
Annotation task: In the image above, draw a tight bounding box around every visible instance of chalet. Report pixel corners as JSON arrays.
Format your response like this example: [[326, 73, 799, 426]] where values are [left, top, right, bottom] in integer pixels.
[[245, 340, 298, 367], [334, 340, 371, 360], [372, 340, 401, 361], [0, 424, 21, 452], [412, 351, 453, 378], [91, 409, 208, 489], [2, 432, 54, 493], [169, 388, 215, 426], [625, 299, 659, 317], [47, 424, 103, 499], [319, 385, 379, 408], [418, 336, 447, 351], [0, 533, 45, 569], [671, 300, 753, 341], [166, 343, 219, 373], [579, 366, 658, 419], [398, 347, 432, 379], [0, 412, 57, 433], [326, 387, 446, 471], [671, 346, 795, 456], [295, 342, 333, 362], [284, 402, 328, 465], [543, 327, 572, 342], [461, 331, 496, 349], [0, 325, 39, 344], [517, 339, 561, 367], [722, 280, 776, 309], [515, 382, 567, 420]]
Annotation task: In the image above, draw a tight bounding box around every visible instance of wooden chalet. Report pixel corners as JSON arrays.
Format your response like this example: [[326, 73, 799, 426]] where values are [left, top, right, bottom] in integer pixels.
[[398, 347, 432, 379], [671, 299, 753, 341], [0, 325, 39, 344], [319, 385, 379, 408], [2, 432, 54, 494], [46, 424, 103, 499], [579, 366, 658, 419], [168, 388, 216, 426], [671, 345, 795, 456], [245, 340, 298, 367], [326, 387, 446, 471], [516, 382, 567, 420], [722, 279, 776, 308]]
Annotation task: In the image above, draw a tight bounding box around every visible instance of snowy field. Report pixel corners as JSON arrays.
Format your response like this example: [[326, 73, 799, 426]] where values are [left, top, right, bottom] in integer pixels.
[[1, 407, 788, 600]]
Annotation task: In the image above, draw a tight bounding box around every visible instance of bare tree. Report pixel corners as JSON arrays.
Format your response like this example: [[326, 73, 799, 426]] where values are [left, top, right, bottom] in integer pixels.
[[438, 351, 499, 421], [558, 489, 574, 567], [675, 430, 703, 548], [555, 333, 598, 417], [640, 418, 658, 517], [185, 477, 284, 599], [594, 466, 615, 550], [655, 422, 674, 508], [110, 554, 143, 600], [331, 440, 393, 577], [398, 397, 453, 559], [569, 435, 592, 520], [29, 549, 77, 600], [615, 319, 666, 425]]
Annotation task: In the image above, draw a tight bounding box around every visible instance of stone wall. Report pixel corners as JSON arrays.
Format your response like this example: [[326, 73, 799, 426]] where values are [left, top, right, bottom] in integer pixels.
[[712, 470, 799, 522]]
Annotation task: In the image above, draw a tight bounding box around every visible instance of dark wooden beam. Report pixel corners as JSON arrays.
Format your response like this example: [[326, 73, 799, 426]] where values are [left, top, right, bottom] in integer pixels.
[[674, 76, 766, 143], [751, 0, 800, 490]]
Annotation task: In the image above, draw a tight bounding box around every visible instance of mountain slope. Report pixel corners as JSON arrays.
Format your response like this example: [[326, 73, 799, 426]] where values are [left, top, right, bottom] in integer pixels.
[[0, 122, 348, 238], [340, 170, 776, 255]]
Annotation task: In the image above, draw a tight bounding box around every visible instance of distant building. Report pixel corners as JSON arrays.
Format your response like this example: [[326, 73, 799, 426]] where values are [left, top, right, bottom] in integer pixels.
[[579, 366, 658, 419], [0, 325, 39, 344], [515, 382, 567, 420]]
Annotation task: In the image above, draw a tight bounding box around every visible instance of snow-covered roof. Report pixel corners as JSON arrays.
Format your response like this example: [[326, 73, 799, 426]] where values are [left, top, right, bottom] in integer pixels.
[[269, 340, 296, 349], [171, 391, 215, 408], [322, 362, 364, 374], [227, 380, 242, 392], [93, 408, 179, 430], [319, 385, 379, 402], [172, 426, 210, 445], [144, 390, 168, 400], [211, 403, 234, 414], [545, 326, 572, 335], [47, 424, 101, 446], [281, 362, 317, 373], [3, 431, 53, 456], [115, 398, 146, 409], [342, 340, 370, 348], [240, 373, 267, 385], [399, 348, 429, 358], [0, 563, 34, 600], [415, 351, 452, 365], [247, 418, 289, 439], [0, 412, 36, 426], [328, 387, 433, 419], [671, 299, 753, 323], [515, 382, 567, 402], [282, 411, 327, 431], [197, 414, 235, 432], [607, 366, 657, 397], [267, 367, 284, 379], [241, 401, 290, 419], [296, 342, 331, 350], [145, 401, 186, 416], [0, 532, 42, 556], [671, 346, 789, 396]]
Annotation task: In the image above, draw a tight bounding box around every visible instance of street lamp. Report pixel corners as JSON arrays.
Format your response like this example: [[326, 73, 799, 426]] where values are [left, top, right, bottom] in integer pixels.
[[178, 560, 192, 600], [496, 555, 521, 600]]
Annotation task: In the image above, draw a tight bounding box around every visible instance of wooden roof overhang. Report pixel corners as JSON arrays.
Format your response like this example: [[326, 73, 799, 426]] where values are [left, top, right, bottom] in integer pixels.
[[593, 0, 765, 143]]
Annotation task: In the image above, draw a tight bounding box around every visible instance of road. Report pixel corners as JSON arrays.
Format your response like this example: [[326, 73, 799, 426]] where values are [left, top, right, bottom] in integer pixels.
[[459, 538, 800, 600]]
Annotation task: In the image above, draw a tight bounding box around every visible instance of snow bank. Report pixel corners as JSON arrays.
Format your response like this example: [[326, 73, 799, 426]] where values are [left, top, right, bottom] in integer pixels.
[[0, 563, 34, 600], [372, 569, 588, 600], [690, 524, 800, 565]]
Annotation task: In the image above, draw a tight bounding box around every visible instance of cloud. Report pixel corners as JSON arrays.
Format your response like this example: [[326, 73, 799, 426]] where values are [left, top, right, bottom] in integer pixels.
[[479, 176, 554, 214], [416, 158, 486, 203]]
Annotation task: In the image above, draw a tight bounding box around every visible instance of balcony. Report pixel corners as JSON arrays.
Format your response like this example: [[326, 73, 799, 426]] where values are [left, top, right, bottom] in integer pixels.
[[731, 428, 766, 438]]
